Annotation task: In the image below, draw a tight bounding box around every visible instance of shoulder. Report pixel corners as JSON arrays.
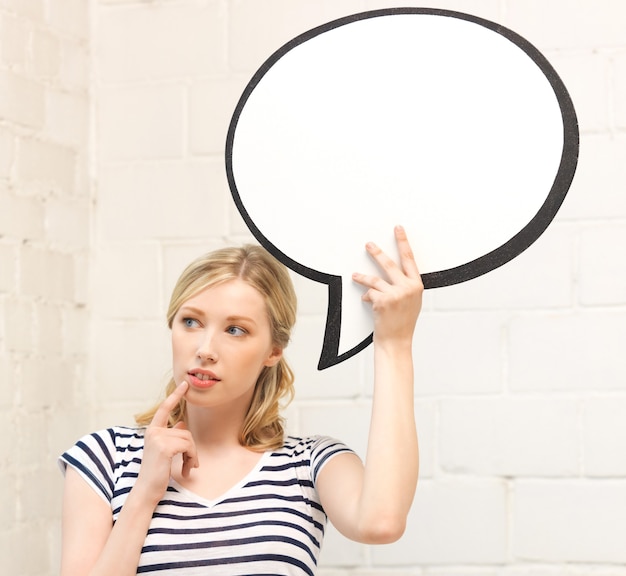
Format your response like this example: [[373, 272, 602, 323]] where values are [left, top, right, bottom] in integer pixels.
[[63, 426, 145, 461], [276, 435, 355, 482], [275, 435, 350, 456], [58, 426, 146, 503]]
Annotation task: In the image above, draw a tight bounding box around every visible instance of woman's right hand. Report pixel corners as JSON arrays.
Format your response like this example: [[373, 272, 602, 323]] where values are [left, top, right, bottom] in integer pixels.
[[135, 381, 199, 506], [62, 381, 198, 575]]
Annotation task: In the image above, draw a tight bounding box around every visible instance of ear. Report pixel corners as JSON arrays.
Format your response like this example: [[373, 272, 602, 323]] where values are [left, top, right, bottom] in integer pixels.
[[264, 346, 283, 367]]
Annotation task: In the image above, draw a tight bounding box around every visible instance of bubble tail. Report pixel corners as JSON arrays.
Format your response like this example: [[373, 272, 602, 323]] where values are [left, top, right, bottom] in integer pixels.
[[317, 276, 373, 370]]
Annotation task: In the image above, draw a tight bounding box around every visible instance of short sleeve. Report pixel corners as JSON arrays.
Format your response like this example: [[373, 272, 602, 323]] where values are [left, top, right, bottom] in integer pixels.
[[58, 428, 118, 504], [309, 436, 356, 485]]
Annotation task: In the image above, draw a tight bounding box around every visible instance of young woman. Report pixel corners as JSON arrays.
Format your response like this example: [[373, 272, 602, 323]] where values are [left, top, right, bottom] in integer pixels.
[[59, 225, 423, 576]]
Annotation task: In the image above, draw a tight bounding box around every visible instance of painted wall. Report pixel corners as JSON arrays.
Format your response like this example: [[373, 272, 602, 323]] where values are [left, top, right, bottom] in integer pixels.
[[1, 0, 626, 574]]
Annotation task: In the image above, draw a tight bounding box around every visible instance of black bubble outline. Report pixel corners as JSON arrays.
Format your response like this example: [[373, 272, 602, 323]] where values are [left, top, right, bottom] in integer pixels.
[[225, 7, 579, 370]]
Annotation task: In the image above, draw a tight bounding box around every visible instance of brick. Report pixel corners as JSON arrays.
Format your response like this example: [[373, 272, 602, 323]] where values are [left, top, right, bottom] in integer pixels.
[[34, 300, 63, 356], [48, 250, 76, 301], [48, 407, 91, 461], [0, 470, 16, 526], [286, 315, 361, 399], [298, 399, 436, 478], [409, 311, 503, 396], [229, 0, 375, 73], [45, 196, 90, 247], [229, 202, 256, 237], [93, 319, 171, 403], [74, 151, 90, 198], [615, 53, 626, 129], [0, 188, 45, 240], [501, 567, 626, 576], [319, 522, 366, 567], [505, 1, 626, 50], [44, 89, 89, 149], [425, 570, 499, 576], [0, 532, 16, 575], [558, 135, 626, 220], [15, 412, 47, 471], [0, 0, 45, 21], [29, 28, 61, 79], [94, 242, 161, 318], [98, 160, 229, 241], [98, 83, 186, 160], [90, 400, 153, 431], [340, 571, 424, 576], [298, 401, 371, 459], [0, 242, 16, 292], [48, 0, 89, 39], [16, 137, 77, 197], [20, 357, 73, 411], [161, 241, 225, 311], [440, 397, 580, 476], [432, 224, 574, 310], [97, 0, 228, 82], [4, 296, 34, 353], [579, 222, 626, 306], [59, 38, 89, 90], [287, 272, 326, 317], [371, 479, 508, 564], [73, 252, 89, 306], [582, 397, 626, 477], [20, 244, 75, 301], [0, 354, 15, 410], [188, 77, 249, 155], [509, 310, 626, 392], [0, 523, 49, 574], [0, 407, 16, 467], [0, 127, 14, 178], [0, 69, 45, 129], [21, 468, 62, 521], [0, 12, 30, 68], [61, 305, 89, 356], [547, 51, 610, 134], [362, 0, 501, 16], [513, 480, 626, 562]]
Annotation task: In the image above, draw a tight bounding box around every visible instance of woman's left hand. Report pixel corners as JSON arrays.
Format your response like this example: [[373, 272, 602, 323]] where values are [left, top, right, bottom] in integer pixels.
[[352, 225, 424, 347]]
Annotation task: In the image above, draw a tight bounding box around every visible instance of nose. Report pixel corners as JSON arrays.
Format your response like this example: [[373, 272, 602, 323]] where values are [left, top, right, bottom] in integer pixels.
[[196, 329, 218, 362]]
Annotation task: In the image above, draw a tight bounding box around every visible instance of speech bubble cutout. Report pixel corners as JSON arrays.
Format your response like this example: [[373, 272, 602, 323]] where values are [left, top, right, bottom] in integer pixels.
[[226, 8, 579, 370]]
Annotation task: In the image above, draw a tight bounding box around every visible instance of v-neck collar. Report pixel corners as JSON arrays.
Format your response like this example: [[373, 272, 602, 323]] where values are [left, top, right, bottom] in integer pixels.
[[167, 450, 271, 509]]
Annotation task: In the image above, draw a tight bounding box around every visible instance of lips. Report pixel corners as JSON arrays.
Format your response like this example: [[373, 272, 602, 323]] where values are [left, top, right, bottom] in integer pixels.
[[187, 369, 221, 389]]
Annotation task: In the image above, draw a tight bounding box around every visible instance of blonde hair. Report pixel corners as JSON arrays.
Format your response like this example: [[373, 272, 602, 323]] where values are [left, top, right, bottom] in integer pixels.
[[135, 245, 297, 451]]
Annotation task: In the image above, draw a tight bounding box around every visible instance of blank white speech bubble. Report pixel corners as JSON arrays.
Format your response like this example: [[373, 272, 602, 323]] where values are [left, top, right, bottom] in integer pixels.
[[226, 8, 579, 369]]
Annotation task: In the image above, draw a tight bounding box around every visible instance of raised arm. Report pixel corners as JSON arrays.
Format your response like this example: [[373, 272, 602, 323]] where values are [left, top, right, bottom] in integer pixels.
[[61, 382, 197, 575], [316, 225, 423, 543]]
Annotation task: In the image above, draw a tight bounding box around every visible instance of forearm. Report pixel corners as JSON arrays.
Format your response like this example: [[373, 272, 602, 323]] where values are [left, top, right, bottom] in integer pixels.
[[69, 488, 157, 576], [328, 225, 422, 543], [358, 341, 419, 538], [61, 469, 162, 576]]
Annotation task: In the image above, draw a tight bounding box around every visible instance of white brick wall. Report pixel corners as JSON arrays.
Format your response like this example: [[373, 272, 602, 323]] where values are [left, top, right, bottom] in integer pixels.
[[0, 0, 91, 573], [513, 480, 626, 563], [2, 0, 626, 574]]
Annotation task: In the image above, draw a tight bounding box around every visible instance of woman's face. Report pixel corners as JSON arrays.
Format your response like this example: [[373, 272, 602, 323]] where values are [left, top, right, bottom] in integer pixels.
[[171, 279, 282, 410]]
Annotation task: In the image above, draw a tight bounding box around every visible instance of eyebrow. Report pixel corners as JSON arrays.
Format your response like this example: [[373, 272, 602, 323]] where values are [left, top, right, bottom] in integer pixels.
[[178, 306, 204, 316], [178, 307, 258, 326], [226, 315, 258, 326]]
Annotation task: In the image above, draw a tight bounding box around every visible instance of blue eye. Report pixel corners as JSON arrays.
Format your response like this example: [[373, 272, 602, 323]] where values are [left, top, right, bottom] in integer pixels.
[[227, 326, 246, 337], [183, 317, 199, 328]]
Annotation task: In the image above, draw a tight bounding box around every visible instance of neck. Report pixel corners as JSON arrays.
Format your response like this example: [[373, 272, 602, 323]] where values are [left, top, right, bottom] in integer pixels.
[[184, 402, 249, 449]]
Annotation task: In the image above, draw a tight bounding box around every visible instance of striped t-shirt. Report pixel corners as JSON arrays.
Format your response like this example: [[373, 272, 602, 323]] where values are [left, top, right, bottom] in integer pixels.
[[59, 427, 353, 575]]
